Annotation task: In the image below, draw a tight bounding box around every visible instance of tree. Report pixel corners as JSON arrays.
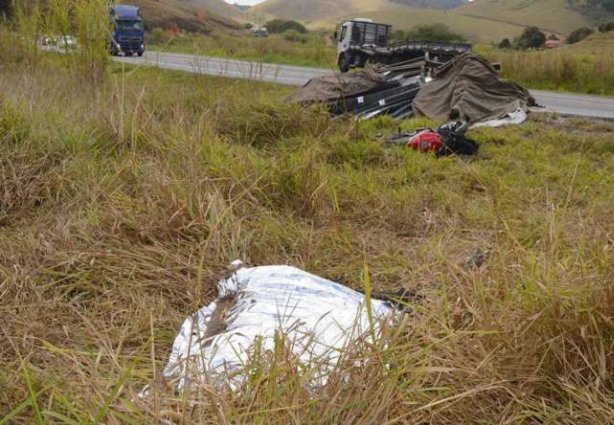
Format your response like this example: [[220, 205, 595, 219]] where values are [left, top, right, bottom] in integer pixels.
[[517, 26, 546, 49], [548, 33, 560, 40], [265, 19, 307, 34], [498, 38, 512, 49], [598, 21, 614, 33], [567, 27, 593, 44], [405, 23, 466, 42]]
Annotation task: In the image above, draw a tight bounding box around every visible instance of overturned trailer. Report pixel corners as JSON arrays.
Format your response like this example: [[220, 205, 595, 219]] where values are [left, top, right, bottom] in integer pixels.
[[289, 53, 536, 126]]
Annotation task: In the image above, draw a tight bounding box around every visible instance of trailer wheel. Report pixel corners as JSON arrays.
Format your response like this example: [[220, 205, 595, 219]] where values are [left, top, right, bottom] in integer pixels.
[[338, 54, 350, 73]]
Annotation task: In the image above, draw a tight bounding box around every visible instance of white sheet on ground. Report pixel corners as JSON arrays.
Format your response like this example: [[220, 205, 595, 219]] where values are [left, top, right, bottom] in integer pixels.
[[164, 265, 394, 391], [472, 108, 528, 128]]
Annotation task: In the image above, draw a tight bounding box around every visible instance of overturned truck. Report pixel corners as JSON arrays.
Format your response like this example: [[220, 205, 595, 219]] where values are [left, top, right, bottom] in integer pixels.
[[289, 52, 536, 127], [334, 19, 471, 72]]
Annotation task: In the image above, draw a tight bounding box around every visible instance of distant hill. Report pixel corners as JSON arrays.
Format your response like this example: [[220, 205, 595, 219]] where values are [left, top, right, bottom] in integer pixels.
[[132, 0, 242, 33], [390, 0, 467, 9], [258, 0, 595, 42], [456, 0, 589, 36], [254, 0, 391, 22], [185, 0, 239, 17]]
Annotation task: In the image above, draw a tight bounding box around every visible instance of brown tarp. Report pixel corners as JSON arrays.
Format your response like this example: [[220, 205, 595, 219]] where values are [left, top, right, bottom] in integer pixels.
[[413, 53, 536, 122], [286, 67, 392, 104]]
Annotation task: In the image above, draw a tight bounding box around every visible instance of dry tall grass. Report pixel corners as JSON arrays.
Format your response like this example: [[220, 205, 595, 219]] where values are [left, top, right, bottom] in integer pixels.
[[3, 29, 614, 423], [483, 39, 614, 95]]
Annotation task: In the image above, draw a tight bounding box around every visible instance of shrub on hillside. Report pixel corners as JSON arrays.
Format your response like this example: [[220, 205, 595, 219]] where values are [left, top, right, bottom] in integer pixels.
[[567, 27, 593, 44], [149, 27, 171, 45], [517, 27, 546, 49], [283, 29, 308, 43], [404, 23, 466, 42], [498, 38, 512, 49], [265, 19, 307, 34], [598, 21, 614, 33]]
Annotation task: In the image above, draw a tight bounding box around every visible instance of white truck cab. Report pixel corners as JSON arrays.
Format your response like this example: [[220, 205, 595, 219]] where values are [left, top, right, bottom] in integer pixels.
[[334, 19, 471, 73], [335, 19, 391, 72]]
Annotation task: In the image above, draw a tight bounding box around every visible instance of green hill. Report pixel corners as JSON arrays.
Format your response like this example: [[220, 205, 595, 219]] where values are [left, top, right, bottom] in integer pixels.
[[456, 0, 590, 36], [390, 0, 467, 9], [258, 0, 594, 42], [188, 0, 239, 17], [254, 0, 391, 23], [133, 0, 242, 33]]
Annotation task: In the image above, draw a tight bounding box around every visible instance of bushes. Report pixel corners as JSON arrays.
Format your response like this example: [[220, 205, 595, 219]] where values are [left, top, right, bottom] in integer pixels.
[[498, 38, 512, 49], [149, 27, 171, 45], [567, 27, 593, 44], [265, 19, 308, 34], [517, 26, 546, 49], [599, 21, 614, 33], [283, 29, 308, 43], [9, 0, 110, 82], [394, 23, 466, 42]]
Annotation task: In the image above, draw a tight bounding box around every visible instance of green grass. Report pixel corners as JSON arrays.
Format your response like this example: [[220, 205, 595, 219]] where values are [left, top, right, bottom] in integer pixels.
[[4, 29, 614, 423], [480, 33, 614, 96], [148, 31, 338, 69]]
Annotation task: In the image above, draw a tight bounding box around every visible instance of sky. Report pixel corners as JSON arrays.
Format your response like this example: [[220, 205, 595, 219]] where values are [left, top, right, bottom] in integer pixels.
[[224, 0, 266, 5]]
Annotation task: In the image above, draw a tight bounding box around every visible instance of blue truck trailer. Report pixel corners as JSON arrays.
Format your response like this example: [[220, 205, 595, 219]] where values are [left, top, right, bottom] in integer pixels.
[[109, 4, 145, 56]]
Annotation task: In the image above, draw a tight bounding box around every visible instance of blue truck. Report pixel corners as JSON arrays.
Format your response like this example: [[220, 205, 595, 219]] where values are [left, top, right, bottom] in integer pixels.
[[109, 4, 145, 57]]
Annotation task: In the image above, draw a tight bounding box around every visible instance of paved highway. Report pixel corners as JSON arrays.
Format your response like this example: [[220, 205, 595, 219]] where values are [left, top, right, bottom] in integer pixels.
[[116, 51, 614, 120]]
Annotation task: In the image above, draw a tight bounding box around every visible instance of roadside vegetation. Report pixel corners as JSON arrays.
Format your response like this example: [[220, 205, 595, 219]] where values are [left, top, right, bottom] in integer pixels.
[[4, 6, 614, 423], [148, 29, 337, 68], [482, 32, 614, 96], [392, 23, 467, 43]]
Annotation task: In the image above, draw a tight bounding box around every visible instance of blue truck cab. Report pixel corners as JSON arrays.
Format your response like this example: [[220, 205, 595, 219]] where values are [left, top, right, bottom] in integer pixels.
[[109, 4, 145, 57]]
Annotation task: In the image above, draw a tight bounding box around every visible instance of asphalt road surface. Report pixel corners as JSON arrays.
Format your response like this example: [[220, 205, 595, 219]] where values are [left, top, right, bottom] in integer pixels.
[[116, 51, 614, 120]]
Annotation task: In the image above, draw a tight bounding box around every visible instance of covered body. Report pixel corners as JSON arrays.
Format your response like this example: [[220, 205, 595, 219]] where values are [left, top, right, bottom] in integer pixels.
[[164, 265, 395, 391]]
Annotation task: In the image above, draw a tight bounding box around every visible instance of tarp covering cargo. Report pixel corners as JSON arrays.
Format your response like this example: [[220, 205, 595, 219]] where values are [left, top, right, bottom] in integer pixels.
[[163, 264, 395, 392], [288, 59, 425, 119], [286, 67, 393, 104], [413, 53, 536, 123]]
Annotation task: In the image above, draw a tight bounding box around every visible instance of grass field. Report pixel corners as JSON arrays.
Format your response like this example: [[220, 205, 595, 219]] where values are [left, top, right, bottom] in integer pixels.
[[4, 26, 614, 423], [456, 0, 589, 37], [481, 33, 614, 96], [148, 31, 338, 68]]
